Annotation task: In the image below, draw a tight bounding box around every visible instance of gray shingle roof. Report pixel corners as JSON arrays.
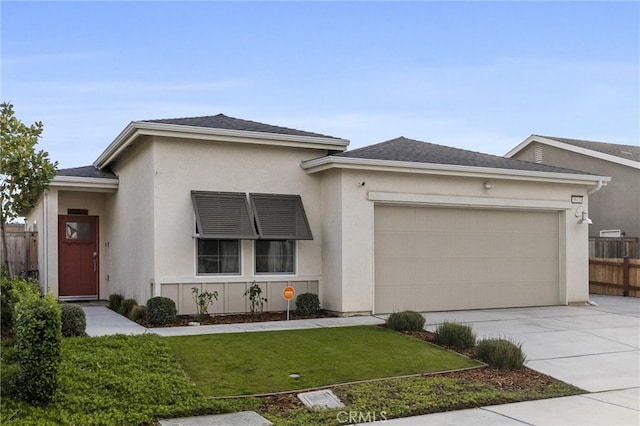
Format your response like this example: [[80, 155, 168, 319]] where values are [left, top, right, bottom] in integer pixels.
[[537, 135, 640, 162], [143, 113, 342, 140], [334, 137, 595, 175], [57, 166, 117, 179]]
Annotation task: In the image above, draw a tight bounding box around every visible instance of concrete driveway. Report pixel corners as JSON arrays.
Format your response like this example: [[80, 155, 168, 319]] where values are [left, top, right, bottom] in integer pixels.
[[373, 294, 639, 425], [422, 294, 639, 393]]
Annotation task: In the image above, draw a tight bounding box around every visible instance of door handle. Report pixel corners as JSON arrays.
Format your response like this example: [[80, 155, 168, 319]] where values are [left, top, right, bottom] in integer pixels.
[[93, 252, 97, 272]]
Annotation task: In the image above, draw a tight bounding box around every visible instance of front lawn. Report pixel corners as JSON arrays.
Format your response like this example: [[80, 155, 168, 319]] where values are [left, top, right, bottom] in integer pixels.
[[165, 325, 480, 396], [0, 326, 585, 425], [0, 334, 235, 425]]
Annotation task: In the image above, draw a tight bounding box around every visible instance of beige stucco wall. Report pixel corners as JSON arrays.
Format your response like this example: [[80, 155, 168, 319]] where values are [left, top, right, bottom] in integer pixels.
[[148, 136, 327, 313], [102, 138, 157, 304], [319, 168, 592, 314]]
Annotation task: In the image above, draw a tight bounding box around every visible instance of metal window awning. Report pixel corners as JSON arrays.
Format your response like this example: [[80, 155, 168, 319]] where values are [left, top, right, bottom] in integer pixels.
[[250, 193, 313, 240], [191, 191, 258, 239]]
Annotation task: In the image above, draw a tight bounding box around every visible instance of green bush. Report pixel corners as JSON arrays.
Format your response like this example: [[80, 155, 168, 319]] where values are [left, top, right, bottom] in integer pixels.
[[108, 294, 124, 312], [146, 297, 177, 325], [386, 311, 426, 332], [60, 302, 87, 337], [1, 270, 40, 331], [434, 321, 476, 349], [295, 292, 321, 316], [15, 293, 62, 405], [119, 298, 138, 318], [0, 341, 19, 397], [129, 304, 147, 322], [475, 338, 527, 370]]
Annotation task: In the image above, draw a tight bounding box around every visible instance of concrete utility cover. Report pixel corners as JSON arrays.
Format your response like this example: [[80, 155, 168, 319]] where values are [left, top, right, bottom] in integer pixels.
[[158, 411, 273, 426], [297, 390, 345, 409]]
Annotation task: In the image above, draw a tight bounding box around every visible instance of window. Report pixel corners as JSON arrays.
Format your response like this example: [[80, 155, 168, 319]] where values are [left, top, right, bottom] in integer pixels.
[[197, 239, 240, 274], [191, 191, 312, 275], [255, 240, 295, 274], [65, 222, 90, 240]]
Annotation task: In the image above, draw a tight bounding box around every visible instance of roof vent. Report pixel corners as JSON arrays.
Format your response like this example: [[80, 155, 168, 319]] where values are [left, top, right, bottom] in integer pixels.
[[534, 146, 543, 163]]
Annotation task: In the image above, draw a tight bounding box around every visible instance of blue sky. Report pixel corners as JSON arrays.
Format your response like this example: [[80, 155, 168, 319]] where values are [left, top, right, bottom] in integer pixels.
[[2, 1, 638, 169]]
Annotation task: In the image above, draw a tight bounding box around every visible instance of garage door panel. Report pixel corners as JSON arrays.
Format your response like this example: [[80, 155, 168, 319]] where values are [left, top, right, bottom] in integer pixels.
[[375, 206, 560, 313]]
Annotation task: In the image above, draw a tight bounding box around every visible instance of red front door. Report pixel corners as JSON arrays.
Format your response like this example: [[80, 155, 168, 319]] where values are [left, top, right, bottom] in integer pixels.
[[58, 216, 99, 299]]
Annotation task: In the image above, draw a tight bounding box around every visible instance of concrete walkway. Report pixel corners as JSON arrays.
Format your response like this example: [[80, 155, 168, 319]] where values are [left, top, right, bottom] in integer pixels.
[[83, 304, 148, 337], [82, 295, 640, 425]]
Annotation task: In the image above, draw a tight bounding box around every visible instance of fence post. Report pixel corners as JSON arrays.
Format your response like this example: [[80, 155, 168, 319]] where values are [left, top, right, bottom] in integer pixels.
[[623, 257, 630, 297]]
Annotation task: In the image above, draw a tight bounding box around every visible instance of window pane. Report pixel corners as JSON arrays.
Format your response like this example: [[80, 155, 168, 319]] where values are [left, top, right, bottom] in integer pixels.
[[197, 239, 239, 274], [66, 222, 90, 240], [255, 240, 295, 274]]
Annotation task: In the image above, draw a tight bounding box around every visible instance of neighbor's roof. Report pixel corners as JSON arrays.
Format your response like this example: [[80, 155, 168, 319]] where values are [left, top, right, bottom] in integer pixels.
[[506, 135, 640, 169], [94, 114, 349, 169], [536, 135, 640, 162], [302, 136, 609, 184]]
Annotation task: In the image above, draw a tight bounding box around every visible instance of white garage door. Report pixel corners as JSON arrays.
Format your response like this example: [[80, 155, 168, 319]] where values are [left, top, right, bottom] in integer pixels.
[[374, 205, 560, 313]]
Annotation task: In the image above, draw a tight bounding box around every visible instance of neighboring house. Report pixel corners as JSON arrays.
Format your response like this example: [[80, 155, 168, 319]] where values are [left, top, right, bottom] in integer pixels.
[[506, 135, 640, 238], [27, 115, 609, 315]]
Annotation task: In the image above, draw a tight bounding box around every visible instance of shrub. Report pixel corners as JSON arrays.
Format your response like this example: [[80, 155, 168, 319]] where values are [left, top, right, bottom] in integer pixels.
[[1, 270, 40, 332], [118, 298, 138, 318], [386, 311, 426, 332], [146, 297, 177, 325], [15, 293, 62, 405], [295, 292, 321, 316], [129, 305, 147, 322], [244, 282, 266, 315], [0, 341, 19, 397], [60, 302, 87, 337], [108, 294, 124, 312], [475, 338, 527, 370], [434, 321, 476, 349], [192, 287, 218, 317]]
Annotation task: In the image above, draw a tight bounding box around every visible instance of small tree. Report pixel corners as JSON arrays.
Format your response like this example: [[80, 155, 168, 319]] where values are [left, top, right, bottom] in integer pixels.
[[1, 102, 57, 275]]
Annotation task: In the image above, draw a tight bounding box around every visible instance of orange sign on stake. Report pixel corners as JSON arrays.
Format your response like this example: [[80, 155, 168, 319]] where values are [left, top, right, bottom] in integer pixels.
[[283, 286, 295, 320], [283, 286, 295, 300]]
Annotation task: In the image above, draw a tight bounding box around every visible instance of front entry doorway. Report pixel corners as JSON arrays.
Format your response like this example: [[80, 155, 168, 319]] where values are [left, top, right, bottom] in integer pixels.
[[58, 215, 99, 300]]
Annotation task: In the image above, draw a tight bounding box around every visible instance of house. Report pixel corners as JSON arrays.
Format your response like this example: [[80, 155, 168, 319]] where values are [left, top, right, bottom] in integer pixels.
[[506, 135, 640, 238], [26, 115, 610, 315]]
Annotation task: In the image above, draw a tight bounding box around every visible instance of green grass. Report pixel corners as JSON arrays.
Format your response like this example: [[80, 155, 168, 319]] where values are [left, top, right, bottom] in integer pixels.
[[0, 327, 585, 425], [1, 334, 236, 425], [165, 325, 479, 396], [260, 375, 584, 425]]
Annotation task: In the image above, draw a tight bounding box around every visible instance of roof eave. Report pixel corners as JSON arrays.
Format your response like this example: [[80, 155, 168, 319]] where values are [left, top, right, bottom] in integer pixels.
[[51, 175, 119, 192], [301, 156, 611, 185], [506, 135, 640, 170], [94, 121, 350, 169]]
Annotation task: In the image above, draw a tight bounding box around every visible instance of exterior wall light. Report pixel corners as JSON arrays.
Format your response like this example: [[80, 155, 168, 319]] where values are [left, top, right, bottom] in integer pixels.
[[575, 206, 593, 225], [483, 182, 495, 190]]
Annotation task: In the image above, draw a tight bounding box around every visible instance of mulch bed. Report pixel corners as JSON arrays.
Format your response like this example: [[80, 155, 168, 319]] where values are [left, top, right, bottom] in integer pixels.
[[139, 310, 337, 327]]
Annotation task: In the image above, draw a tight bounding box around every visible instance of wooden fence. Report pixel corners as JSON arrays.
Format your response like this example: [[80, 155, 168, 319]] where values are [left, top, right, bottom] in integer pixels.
[[589, 257, 640, 298], [0, 230, 38, 278], [589, 237, 639, 259]]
